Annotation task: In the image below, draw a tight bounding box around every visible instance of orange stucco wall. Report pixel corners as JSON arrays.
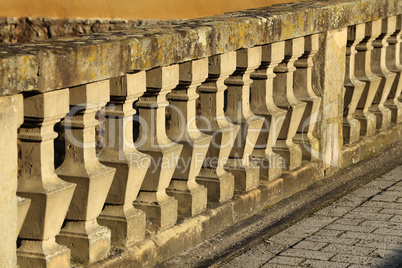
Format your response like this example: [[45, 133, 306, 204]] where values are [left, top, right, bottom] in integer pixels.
[[1, 0, 299, 20]]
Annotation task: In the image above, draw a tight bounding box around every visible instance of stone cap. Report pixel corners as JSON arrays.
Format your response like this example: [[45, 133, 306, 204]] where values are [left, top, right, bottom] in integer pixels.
[[0, 0, 400, 96]]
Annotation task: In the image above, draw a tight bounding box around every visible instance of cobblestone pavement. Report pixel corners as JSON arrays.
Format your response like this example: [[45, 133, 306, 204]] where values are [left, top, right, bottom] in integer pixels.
[[223, 166, 402, 268]]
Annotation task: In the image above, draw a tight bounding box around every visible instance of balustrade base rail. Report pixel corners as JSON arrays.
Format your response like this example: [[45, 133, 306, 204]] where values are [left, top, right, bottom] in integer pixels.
[[94, 125, 401, 267]]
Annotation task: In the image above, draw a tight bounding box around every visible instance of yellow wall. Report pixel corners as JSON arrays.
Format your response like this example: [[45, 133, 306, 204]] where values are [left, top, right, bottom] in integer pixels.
[[1, 0, 299, 20]]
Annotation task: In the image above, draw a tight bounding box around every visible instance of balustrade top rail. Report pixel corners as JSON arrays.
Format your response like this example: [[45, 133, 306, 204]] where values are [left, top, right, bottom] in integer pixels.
[[0, 0, 400, 96]]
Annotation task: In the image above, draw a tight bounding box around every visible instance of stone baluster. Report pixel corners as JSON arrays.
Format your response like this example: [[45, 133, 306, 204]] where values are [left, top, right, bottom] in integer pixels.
[[250, 42, 287, 181], [272, 37, 307, 170], [370, 17, 397, 130], [196, 53, 239, 202], [17, 89, 76, 268], [166, 59, 211, 217], [354, 20, 382, 137], [293, 34, 322, 160], [385, 15, 402, 124], [224, 47, 264, 192], [97, 73, 151, 247], [343, 24, 366, 144], [134, 65, 182, 232], [56, 81, 115, 264]]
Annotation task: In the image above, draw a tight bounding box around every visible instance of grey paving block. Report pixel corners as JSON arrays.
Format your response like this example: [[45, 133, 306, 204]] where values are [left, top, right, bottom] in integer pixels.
[[332, 218, 365, 226], [351, 206, 383, 213], [343, 211, 393, 221], [361, 201, 402, 209], [314, 229, 344, 237], [293, 240, 328, 251], [320, 243, 375, 256], [280, 248, 336, 261], [266, 256, 305, 265], [330, 254, 379, 264], [300, 259, 350, 268], [324, 223, 376, 233], [294, 216, 338, 227], [340, 231, 402, 244], [305, 235, 360, 245], [360, 220, 402, 229], [314, 206, 353, 217]]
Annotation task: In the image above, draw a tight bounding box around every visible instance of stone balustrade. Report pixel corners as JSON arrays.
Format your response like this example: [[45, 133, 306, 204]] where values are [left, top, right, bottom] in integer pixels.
[[1, 0, 402, 267]]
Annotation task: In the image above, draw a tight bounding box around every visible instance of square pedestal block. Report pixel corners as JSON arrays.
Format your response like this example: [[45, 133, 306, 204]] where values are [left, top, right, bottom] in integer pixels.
[[56, 221, 111, 264], [17, 240, 70, 268], [167, 184, 207, 217], [197, 169, 234, 203], [98, 205, 146, 247], [134, 195, 178, 232]]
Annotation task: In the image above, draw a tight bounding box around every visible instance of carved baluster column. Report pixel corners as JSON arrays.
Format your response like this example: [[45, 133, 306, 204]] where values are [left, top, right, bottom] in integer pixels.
[[97, 73, 151, 247], [293, 34, 322, 160], [355, 20, 382, 137], [166, 59, 211, 217], [224, 47, 264, 192], [385, 15, 402, 124], [370, 17, 396, 130], [17, 90, 76, 268], [250, 42, 287, 181], [196, 53, 239, 202], [342, 24, 366, 144], [56, 81, 115, 264], [272, 37, 307, 170], [134, 65, 182, 232]]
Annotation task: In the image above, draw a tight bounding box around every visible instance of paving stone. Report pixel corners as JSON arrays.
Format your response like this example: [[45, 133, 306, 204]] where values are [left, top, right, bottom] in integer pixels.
[[334, 196, 366, 207], [387, 186, 402, 192], [360, 220, 402, 229], [361, 201, 402, 209], [343, 211, 393, 221], [279, 225, 322, 238], [262, 263, 298, 268], [350, 188, 382, 198], [266, 256, 305, 265], [332, 218, 364, 226], [305, 235, 359, 245], [314, 206, 352, 217], [267, 234, 304, 246], [314, 229, 344, 237], [390, 215, 402, 222], [300, 259, 349, 268], [330, 254, 379, 264], [373, 227, 402, 236], [371, 194, 400, 202], [362, 180, 396, 189], [293, 240, 328, 251], [380, 208, 402, 215], [264, 238, 300, 254], [280, 248, 336, 261], [351, 206, 383, 213], [324, 224, 376, 233], [355, 241, 402, 251], [320, 243, 375, 256], [340, 231, 402, 244], [294, 216, 338, 227]]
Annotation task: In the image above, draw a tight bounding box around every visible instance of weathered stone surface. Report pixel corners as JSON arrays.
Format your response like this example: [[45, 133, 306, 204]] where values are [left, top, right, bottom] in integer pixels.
[[314, 28, 347, 173], [0, 94, 23, 268], [1, 0, 402, 95]]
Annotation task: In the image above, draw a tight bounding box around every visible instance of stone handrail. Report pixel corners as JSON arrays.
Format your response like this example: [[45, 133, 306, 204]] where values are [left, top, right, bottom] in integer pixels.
[[0, 0, 400, 95], [1, 0, 402, 267]]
